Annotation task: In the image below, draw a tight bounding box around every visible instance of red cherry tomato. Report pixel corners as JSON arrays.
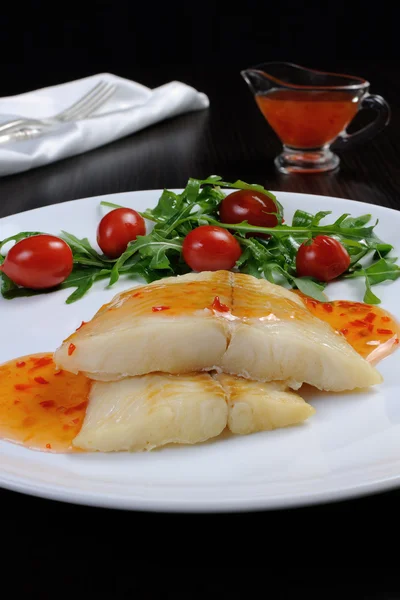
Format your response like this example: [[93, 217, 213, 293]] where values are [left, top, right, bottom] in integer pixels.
[[296, 235, 351, 282], [182, 225, 242, 271], [0, 235, 73, 289], [219, 189, 279, 228], [97, 208, 146, 258]]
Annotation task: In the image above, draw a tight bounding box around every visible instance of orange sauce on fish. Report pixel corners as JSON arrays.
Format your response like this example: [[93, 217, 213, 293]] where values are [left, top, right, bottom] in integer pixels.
[[97, 275, 233, 319], [0, 353, 91, 453], [0, 291, 399, 453], [300, 296, 400, 362]]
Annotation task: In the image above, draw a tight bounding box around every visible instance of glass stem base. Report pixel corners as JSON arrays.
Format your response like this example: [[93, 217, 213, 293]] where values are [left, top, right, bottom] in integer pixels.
[[275, 146, 340, 174]]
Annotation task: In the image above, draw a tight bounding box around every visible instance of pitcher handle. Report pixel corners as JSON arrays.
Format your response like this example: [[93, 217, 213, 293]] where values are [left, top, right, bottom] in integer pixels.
[[333, 94, 391, 150]]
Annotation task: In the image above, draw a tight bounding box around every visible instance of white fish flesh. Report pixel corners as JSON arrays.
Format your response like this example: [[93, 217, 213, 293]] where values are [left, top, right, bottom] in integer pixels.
[[73, 372, 314, 452], [215, 373, 315, 435], [55, 271, 382, 391]]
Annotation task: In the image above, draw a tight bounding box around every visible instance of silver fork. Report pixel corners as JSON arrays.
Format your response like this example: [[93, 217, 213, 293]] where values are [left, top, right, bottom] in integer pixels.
[[0, 80, 117, 137]]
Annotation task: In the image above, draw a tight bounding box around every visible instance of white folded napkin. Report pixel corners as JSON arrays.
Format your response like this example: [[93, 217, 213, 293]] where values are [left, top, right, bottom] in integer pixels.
[[0, 73, 209, 177]]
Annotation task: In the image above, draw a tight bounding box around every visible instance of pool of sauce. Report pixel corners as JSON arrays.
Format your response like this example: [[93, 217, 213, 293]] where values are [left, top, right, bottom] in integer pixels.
[[0, 295, 398, 453], [300, 296, 399, 363], [0, 354, 90, 453]]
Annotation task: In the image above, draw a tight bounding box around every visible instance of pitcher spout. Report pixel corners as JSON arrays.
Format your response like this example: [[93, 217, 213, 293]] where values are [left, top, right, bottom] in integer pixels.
[[240, 69, 274, 95]]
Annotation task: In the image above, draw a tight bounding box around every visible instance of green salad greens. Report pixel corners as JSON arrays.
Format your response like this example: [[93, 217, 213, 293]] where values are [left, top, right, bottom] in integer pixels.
[[1, 175, 399, 304]]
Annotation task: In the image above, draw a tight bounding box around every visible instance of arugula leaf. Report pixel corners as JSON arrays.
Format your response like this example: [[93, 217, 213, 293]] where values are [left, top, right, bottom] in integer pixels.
[[311, 211, 332, 226], [1, 271, 24, 298], [237, 237, 327, 301], [198, 175, 277, 203], [239, 236, 274, 264], [236, 239, 280, 282], [62, 268, 111, 304], [143, 189, 183, 223], [100, 199, 156, 222], [261, 262, 278, 283], [100, 200, 124, 210], [207, 218, 379, 242], [263, 263, 290, 286], [0, 265, 111, 302], [341, 214, 372, 228], [184, 178, 201, 204], [333, 214, 351, 227], [345, 258, 400, 304], [292, 210, 314, 227], [71, 255, 110, 268], [0, 231, 43, 252], [364, 277, 381, 305], [365, 258, 400, 284], [123, 258, 167, 283], [346, 258, 400, 284], [3, 264, 113, 303], [109, 233, 183, 285], [292, 277, 327, 302], [240, 257, 262, 278], [60, 231, 108, 263], [138, 233, 183, 270], [1, 285, 45, 300], [59, 266, 102, 288], [158, 203, 202, 237], [373, 243, 393, 258], [275, 235, 303, 261]]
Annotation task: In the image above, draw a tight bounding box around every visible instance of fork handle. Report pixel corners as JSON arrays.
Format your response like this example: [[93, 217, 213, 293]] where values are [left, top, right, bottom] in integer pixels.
[[0, 118, 44, 134], [0, 125, 53, 144]]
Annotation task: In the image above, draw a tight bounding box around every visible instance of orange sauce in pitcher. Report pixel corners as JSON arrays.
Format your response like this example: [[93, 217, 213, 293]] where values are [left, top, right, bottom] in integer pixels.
[[256, 90, 360, 148]]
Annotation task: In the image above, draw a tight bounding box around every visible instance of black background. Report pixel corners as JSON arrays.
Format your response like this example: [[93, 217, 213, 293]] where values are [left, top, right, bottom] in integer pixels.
[[2, 0, 400, 95], [2, 0, 400, 586]]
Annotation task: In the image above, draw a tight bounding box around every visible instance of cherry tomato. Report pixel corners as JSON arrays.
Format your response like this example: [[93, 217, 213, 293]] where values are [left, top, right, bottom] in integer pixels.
[[97, 208, 146, 258], [219, 189, 279, 228], [0, 235, 73, 289], [296, 235, 351, 282], [182, 225, 242, 271]]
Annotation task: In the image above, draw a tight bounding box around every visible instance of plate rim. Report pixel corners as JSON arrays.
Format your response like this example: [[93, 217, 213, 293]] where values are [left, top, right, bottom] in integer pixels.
[[1, 187, 400, 223], [1, 467, 400, 512]]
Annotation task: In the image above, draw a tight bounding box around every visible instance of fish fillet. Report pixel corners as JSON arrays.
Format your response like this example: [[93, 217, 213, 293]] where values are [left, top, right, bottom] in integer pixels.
[[55, 271, 381, 391], [215, 373, 315, 435], [73, 373, 314, 452], [73, 372, 228, 452]]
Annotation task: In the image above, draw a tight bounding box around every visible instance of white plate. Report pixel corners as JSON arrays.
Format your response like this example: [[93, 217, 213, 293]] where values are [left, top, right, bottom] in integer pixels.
[[1, 189, 399, 512]]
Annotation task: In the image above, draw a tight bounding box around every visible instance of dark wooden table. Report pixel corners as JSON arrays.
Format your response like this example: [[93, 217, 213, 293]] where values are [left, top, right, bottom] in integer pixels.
[[1, 62, 400, 554]]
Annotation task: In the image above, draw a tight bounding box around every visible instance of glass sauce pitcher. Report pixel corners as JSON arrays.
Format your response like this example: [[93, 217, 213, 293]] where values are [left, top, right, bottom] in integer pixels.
[[241, 62, 390, 174]]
